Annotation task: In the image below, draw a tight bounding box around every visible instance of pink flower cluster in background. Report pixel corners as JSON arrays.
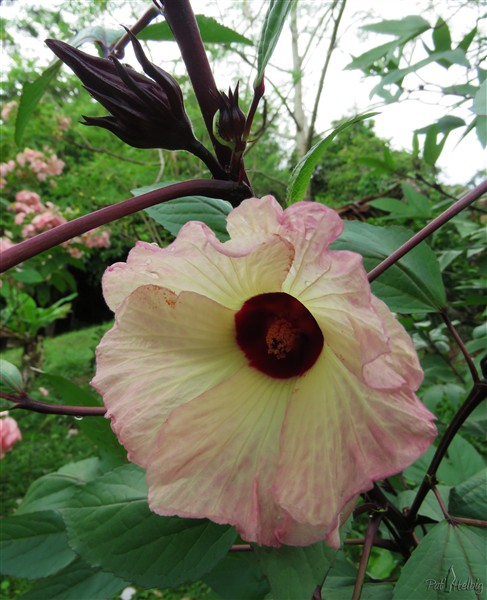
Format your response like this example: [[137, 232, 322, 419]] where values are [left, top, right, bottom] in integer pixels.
[[1, 100, 17, 121], [16, 148, 65, 182], [0, 237, 15, 253], [3, 189, 111, 257], [0, 414, 22, 458], [0, 147, 65, 190], [66, 229, 111, 258]]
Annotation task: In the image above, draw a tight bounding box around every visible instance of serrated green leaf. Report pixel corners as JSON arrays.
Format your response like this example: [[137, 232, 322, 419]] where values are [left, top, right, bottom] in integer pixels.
[[138, 15, 252, 46], [361, 16, 430, 37], [254, 0, 294, 87], [331, 222, 446, 313], [254, 542, 337, 600], [17, 458, 103, 515], [449, 469, 486, 521], [287, 113, 378, 204], [15, 62, 61, 145], [20, 557, 127, 600], [62, 464, 237, 588], [436, 435, 485, 486], [0, 511, 76, 579], [203, 553, 270, 600], [0, 359, 24, 393], [394, 521, 486, 599]]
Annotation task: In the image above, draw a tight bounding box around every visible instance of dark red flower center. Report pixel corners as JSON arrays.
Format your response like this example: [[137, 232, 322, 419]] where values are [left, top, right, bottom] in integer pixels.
[[235, 292, 324, 379]]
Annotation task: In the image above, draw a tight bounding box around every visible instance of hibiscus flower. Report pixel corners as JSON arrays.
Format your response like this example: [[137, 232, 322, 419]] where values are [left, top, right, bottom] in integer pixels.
[[92, 196, 436, 548]]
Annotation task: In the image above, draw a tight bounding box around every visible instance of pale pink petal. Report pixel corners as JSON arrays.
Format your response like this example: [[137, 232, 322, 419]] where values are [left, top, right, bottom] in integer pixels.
[[103, 223, 293, 312], [92, 285, 244, 467], [225, 195, 284, 248], [274, 350, 436, 538], [145, 366, 292, 547], [363, 297, 424, 392], [285, 248, 391, 383]]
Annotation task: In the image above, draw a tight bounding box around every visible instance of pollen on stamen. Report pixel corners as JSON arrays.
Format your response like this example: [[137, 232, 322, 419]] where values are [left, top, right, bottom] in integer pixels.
[[266, 318, 297, 359]]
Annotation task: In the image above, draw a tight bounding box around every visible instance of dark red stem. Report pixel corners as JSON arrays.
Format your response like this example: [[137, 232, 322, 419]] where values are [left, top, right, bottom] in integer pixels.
[[0, 179, 250, 272], [352, 512, 383, 600], [368, 180, 487, 283], [1, 391, 106, 417], [110, 5, 160, 58], [162, 0, 232, 171], [406, 381, 487, 525]]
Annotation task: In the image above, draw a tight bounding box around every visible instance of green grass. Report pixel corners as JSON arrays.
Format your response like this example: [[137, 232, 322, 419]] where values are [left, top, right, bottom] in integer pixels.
[[0, 324, 211, 600]]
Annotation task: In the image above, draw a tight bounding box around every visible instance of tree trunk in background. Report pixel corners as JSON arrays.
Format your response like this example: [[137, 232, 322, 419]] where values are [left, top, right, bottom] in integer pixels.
[[290, 6, 310, 167]]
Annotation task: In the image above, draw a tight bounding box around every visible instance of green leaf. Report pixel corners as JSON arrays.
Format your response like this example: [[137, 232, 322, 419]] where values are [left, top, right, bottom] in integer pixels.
[[203, 553, 270, 600], [370, 50, 469, 98], [38, 372, 126, 464], [441, 84, 478, 97], [449, 469, 486, 521], [432, 18, 451, 52], [254, 542, 337, 600], [394, 521, 486, 599], [0, 511, 76, 579], [356, 157, 395, 174], [11, 267, 44, 284], [370, 184, 432, 219], [331, 222, 446, 313], [17, 458, 103, 515], [397, 486, 451, 523], [15, 62, 61, 145], [138, 15, 253, 46], [361, 16, 430, 37], [286, 113, 378, 204], [0, 359, 24, 393], [458, 27, 477, 52], [423, 125, 444, 166], [402, 183, 433, 217], [436, 435, 485, 486], [133, 182, 232, 241], [20, 557, 127, 600], [254, 0, 294, 87], [473, 81, 487, 117], [475, 115, 487, 148], [62, 464, 237, 588], [321, 583, 394, 599], [346, 40, 403, 72]]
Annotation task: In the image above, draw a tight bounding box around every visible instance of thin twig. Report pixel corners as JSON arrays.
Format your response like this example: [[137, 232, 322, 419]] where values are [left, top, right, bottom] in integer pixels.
[[440, 308, 479, 383], [307, 0, 347, 149], [110, 5, 160, 59], [367, 180, 487, 283]]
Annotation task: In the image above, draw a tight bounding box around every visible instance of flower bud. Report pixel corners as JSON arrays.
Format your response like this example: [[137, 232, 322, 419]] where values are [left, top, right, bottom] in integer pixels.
[[213, 83, 246, 152], [46, 33, 198, 151]]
